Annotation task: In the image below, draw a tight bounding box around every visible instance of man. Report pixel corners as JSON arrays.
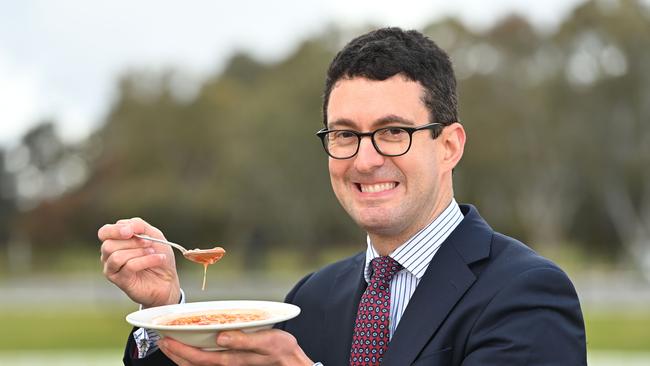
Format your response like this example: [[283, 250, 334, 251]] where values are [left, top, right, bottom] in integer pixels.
[[100, 27, 587, 365]]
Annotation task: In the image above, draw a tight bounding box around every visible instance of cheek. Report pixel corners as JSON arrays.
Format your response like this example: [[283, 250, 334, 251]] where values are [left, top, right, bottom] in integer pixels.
[[328, 160, 342, 193], [394, 154, 438, 190], [328, 160, 346, 182], [328, 160, 353, 203]]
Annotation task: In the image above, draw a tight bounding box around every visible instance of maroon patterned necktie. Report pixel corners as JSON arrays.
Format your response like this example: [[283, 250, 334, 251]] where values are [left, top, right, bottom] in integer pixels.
[[350, 256, 403, 366]]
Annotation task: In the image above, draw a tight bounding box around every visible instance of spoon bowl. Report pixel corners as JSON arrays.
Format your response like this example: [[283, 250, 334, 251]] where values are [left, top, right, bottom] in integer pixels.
[[134, 234, 226, 264]]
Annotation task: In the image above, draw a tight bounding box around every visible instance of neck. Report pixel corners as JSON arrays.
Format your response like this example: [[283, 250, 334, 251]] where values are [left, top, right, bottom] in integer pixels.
[[369, 192, 454, 256]]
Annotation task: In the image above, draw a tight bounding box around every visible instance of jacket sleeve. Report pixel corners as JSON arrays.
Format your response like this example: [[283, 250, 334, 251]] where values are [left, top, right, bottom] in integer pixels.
[[462, 266, 587, 365], [274, 272, 313, 331]]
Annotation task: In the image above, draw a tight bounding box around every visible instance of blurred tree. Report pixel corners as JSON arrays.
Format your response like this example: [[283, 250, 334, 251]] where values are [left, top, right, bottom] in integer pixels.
[[555, 0, 650, 276], [8, 121, 91, 255], [0, 148, 17, 249], [430, 15, 583, 249], [10, 36, 358, 268]]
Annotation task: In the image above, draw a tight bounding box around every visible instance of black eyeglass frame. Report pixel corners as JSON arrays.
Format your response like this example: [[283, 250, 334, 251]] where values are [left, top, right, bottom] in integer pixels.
[[315, 122, 444, 159]]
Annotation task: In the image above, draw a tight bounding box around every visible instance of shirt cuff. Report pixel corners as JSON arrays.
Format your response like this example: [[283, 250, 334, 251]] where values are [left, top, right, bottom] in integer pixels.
[[133, 288, 185, 358], [133, 327, 160, 359]]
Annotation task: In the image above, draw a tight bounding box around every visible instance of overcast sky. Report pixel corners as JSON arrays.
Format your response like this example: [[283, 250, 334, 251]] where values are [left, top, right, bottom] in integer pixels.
[[0, 0, 591, 146]]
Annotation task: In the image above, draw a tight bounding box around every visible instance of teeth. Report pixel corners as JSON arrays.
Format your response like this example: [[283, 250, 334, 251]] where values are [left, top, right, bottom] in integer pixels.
[[360, 182, 396, 193]]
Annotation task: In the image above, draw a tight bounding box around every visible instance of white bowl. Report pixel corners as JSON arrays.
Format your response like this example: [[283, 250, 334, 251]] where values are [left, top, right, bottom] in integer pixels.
[[126, 300, 300, 350]]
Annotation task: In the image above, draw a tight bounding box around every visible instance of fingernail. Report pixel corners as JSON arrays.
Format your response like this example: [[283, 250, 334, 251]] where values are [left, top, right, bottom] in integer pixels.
[[216, 333, 231, 346], [146, 248, 155, 254], [120, 226, 132, 237]]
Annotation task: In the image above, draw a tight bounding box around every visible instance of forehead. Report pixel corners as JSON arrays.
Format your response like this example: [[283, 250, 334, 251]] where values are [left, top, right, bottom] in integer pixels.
[[326, 76, 428, 129]]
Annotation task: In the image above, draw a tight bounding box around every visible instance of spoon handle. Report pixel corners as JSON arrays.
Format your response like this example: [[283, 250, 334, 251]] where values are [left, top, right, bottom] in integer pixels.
[[134, 234, 187, 253]]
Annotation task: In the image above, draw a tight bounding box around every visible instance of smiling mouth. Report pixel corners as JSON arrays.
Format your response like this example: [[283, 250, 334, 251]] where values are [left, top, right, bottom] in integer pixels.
[[357, 182, 398, 193]]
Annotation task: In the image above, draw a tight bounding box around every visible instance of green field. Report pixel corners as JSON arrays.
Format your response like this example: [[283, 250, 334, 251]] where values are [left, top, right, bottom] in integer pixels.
[[0, 305, 134, 351], [584, 307, 650, 351]]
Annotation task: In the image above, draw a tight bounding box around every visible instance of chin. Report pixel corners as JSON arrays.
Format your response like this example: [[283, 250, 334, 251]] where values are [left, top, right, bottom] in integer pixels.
[[354, 213, 397, 234]]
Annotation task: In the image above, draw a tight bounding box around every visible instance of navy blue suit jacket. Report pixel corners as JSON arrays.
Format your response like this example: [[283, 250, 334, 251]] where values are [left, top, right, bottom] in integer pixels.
[[125, 204, 587, 365]]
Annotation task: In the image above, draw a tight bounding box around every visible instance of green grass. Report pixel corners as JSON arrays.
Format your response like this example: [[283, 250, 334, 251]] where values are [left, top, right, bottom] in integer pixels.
[[0, 305, 134, 351], [584, 307, 650, 351]]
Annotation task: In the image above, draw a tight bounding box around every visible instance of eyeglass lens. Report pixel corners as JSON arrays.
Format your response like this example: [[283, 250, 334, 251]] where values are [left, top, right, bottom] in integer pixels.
[[325, 127, 411, 158]]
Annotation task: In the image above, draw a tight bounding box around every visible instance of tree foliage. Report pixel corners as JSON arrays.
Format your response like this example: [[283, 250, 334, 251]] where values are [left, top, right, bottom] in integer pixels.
[[3, 0, 649, 272]]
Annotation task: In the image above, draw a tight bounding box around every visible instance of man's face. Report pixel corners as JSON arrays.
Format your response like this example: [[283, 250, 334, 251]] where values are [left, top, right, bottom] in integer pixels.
[[326, 76, 453, 244]]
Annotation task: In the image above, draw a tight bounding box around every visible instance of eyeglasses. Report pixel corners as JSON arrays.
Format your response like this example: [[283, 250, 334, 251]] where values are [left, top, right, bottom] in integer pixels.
[[316, 122, 443, 159]]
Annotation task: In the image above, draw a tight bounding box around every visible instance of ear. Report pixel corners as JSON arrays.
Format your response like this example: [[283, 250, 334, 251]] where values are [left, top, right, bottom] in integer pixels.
[[440, 123, 466, 171]]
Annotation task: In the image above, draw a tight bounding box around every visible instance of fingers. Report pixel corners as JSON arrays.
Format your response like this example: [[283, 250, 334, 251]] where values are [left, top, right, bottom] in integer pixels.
[[216, 330, 267, 354], [216, 329, 297, 354], [158, 330, 311, 366], [98, 223, 133, 242], [158, 337, 268, 366], [97, 217, 164, 242], [159, 337, 241, 366], [100, 239, 152, 263], [104, 253, 167, 289], [98, 217, 167, 262], [102, 247, 156, 275]]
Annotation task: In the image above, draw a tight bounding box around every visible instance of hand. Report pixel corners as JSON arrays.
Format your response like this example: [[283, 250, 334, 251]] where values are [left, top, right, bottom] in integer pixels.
[[99, 217, 181, 308], [157, 329, 314, 366]]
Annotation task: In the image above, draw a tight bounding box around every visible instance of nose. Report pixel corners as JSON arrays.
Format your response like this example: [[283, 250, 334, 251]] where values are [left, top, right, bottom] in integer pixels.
[[353, 136, 385, 172]]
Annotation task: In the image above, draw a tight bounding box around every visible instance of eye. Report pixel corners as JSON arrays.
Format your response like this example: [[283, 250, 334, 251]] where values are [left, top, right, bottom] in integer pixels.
[[327, 130, 359, 147], [376, 127, 407, 140], [385, 128, 406, 136], [330, 130, 357, 140]]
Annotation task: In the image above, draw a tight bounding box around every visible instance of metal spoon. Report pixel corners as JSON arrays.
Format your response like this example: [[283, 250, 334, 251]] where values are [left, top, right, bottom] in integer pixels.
[[134, 234, 226, 264], [134, 234, 189, 253]]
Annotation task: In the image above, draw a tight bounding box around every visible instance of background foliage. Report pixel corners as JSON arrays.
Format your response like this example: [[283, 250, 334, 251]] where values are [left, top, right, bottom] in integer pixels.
[[1, 0, 649, 276]]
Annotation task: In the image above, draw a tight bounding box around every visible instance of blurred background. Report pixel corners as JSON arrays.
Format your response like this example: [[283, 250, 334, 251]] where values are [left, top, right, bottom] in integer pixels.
[[1, 0, 649, 364]]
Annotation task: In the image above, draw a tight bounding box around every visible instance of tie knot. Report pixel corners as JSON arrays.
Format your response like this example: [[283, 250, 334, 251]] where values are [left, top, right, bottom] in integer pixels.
[[370, 256, 402, 282]]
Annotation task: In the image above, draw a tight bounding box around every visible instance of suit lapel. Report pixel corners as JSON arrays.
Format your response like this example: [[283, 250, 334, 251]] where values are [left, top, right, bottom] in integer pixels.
[[382, 205, 492, 365], [324, 252, 366, 365]]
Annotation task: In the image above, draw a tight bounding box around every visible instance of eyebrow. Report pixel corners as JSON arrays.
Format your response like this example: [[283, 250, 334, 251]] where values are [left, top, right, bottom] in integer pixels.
[[328, 114, 418, 130]]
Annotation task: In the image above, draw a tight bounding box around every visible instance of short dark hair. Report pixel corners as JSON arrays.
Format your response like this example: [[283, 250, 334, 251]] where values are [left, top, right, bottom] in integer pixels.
[[322, 27, 458, 126]]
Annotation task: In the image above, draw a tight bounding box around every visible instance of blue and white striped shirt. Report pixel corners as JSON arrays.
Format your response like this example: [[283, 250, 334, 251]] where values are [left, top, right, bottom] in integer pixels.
[[363, 198, 464, 337]]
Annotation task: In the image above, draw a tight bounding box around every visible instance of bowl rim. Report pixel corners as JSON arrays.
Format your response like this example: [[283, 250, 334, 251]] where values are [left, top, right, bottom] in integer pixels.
[[126, 300, 301, 331]]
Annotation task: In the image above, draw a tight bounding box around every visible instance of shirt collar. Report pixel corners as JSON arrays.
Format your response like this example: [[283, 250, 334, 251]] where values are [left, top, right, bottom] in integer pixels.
[[364, 198, 464, 283]]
